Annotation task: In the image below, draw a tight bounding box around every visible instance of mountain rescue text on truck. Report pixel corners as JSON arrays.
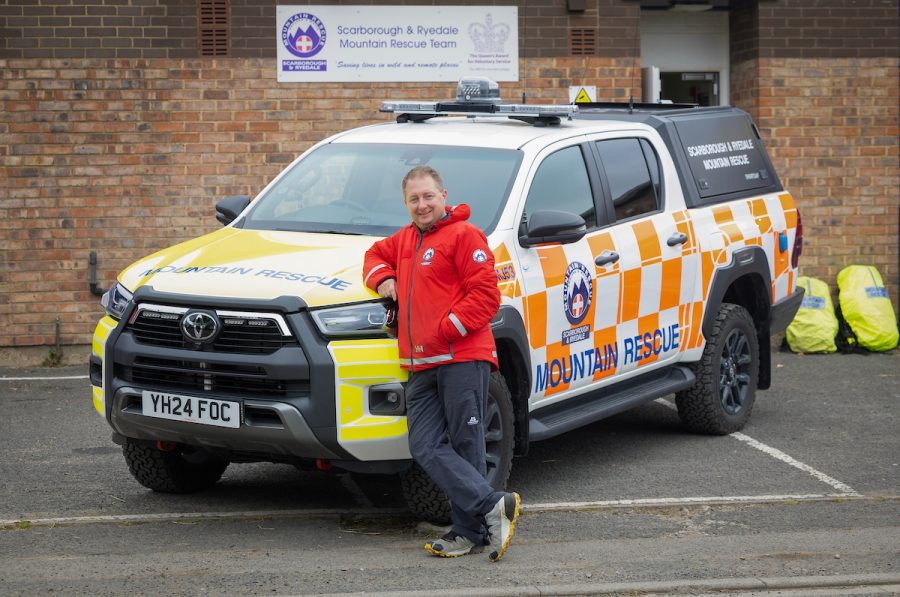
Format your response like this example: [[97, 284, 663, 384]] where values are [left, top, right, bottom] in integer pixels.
[[91, 78, 804, 522]]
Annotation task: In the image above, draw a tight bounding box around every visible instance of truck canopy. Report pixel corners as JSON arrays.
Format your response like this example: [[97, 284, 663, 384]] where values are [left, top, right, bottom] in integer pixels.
[[576, 104, 783, 208]]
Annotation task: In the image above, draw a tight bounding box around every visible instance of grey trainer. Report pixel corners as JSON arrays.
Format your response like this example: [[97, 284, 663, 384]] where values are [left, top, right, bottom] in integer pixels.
[[484, 492, 521, 562], [424, 531, 484, 558]]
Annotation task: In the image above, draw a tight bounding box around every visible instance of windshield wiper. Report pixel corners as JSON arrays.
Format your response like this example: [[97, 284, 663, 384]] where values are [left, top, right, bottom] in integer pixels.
[[273, 227, 365, 235]]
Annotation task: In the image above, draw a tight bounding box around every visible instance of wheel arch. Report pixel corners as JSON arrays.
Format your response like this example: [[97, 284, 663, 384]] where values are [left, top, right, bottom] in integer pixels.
[[491, 306, 532, 457], [703, 246, 774, 390]]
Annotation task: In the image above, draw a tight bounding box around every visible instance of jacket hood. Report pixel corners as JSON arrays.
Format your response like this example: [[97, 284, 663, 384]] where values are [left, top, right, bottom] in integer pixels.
[[413, 203, 471, 233], [117, 228, 382, 307], [445, 203, 471, 224]]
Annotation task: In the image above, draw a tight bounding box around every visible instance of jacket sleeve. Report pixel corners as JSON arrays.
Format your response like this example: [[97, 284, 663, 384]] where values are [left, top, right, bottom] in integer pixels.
[[439, 226, 501, 342], [363, 234, 398, 293]]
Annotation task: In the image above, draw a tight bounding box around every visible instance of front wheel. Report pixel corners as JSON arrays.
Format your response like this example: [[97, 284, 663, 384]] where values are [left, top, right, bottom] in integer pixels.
[[400, 371, 515, 524], [676, 303, 759, 435], [123, 440, 229, 493]]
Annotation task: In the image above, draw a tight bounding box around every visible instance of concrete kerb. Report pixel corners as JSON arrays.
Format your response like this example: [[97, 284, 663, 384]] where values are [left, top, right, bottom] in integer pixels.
[[308, 574, 900, 597]]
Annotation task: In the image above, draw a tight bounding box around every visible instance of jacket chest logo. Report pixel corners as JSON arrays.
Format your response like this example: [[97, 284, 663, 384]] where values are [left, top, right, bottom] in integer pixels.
[[420, 247, 435, 266]]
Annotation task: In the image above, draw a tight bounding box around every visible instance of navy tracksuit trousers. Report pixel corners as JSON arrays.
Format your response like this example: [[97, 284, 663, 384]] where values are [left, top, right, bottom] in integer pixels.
[[405, 360, 503, 544]]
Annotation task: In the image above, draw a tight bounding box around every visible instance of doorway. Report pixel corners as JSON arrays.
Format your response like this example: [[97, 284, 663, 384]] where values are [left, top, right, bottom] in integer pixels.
[[640, 10, 729, 106]]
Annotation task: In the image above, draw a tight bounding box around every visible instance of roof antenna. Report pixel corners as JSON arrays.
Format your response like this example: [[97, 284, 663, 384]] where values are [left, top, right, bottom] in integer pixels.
[[628, 1, 640, 114]]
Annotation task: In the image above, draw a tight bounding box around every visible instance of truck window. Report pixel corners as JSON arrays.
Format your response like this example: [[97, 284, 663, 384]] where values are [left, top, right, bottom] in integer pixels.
[[524, 145, 596, 228], [595, 138, 661, 221]]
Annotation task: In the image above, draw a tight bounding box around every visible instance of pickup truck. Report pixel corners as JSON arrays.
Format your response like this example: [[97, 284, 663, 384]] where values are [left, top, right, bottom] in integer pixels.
[[91, 78, 804, 522]]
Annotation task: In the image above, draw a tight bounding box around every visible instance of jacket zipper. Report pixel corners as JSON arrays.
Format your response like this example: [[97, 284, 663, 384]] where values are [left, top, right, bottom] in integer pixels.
[[407, 228, 424, 372]]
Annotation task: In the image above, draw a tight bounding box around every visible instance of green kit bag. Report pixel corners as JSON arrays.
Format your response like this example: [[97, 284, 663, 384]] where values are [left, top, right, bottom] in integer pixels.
[[786, 277, 839, 353], [836, 265, 899, 352]]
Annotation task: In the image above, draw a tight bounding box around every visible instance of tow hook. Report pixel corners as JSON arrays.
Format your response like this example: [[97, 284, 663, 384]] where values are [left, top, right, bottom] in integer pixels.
[[316, 458, 332, 471], [156, 440, 177, 452]]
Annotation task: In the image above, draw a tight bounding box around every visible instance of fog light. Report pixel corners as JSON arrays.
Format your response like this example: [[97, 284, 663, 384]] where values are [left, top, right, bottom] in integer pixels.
[[369, 383, 406, 416]]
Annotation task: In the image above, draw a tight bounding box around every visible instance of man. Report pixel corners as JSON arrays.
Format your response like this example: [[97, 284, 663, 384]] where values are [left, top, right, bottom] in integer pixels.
[[363, 165, 520, 561]]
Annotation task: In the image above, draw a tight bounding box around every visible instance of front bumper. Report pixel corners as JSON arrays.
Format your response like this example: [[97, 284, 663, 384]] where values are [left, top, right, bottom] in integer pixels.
[[90, 288, 411, 464], [109, 385, 342, 460]]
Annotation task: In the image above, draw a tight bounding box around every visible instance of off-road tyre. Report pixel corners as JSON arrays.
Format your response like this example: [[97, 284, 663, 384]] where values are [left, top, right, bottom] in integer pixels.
[[676, 303, 759, 435], [400, 371, 516, 524], [123, 440, 229, 493]]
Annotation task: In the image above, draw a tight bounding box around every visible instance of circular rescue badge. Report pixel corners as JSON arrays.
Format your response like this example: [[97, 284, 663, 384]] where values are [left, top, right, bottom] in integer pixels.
[[563, 262, 593, 326], [281, 13, 326, 58], [472, 249, 487, 263]]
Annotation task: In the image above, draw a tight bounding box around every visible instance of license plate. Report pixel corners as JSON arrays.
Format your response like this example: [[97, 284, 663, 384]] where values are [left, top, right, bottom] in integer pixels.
[[141, 391, 241, 429]]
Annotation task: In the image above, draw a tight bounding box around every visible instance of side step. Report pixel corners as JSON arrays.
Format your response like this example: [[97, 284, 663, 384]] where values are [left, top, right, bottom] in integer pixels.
[[528, 365, 695, 442]]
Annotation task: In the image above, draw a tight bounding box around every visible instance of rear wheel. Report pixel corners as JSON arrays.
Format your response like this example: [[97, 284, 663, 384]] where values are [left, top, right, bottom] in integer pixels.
[[676, 303, 759, 435], [400, 371, 515, 524], [123, 440, 229, 493]]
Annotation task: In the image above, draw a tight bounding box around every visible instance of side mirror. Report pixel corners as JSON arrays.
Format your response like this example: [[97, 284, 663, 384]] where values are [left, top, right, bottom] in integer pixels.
[[215, 195, 250, 226], [518, 209, 587, 247]]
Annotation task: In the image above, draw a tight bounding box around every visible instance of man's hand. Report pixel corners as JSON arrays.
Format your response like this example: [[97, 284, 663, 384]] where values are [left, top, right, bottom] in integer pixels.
[[377, 278, 397, 301]]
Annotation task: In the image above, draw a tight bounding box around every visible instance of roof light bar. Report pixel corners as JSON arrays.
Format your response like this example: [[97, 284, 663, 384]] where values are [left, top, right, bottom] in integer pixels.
[[380, 101, 577, 118], [380, 77, 578, 126], [380, 101, 440, 113]]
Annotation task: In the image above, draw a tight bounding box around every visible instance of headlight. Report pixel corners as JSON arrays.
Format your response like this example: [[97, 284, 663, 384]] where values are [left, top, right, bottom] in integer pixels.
[[100, 282, 133, 320], [311, 302, 392, 338]]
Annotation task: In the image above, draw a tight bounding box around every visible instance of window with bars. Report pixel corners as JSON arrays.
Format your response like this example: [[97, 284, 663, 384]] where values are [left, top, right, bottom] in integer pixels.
[[199, 0, 229, 57], [569, 28, 597, 56]]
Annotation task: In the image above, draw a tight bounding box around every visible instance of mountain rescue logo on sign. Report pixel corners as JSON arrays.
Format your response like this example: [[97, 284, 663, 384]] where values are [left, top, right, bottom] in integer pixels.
[[282, 13, 326, 58], [563, 262, 592, 326]]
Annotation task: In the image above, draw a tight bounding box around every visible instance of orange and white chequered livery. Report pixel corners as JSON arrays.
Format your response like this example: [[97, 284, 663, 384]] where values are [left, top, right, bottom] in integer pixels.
[[492, 189, 799, 405]]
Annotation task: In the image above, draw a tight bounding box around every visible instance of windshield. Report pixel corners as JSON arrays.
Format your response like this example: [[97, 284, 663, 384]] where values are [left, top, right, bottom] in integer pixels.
[[240, 143, 522, 236]]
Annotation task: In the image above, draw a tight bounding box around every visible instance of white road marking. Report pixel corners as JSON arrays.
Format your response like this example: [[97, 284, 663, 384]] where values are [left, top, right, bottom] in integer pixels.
[[656, 399, 860, 496], [0, 508, 403, 528], [2, 494, 879, 529], [524, 493, 864, 512], [0, 375, 89, 381], [730, 432, 860, 496]]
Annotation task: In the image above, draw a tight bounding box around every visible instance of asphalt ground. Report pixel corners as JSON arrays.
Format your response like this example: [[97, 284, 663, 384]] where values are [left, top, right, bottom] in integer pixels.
[[0, 350, 898, 595]]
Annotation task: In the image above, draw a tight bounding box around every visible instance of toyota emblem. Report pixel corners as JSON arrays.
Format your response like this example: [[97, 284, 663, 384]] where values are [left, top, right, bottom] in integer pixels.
[[181, 311, 219, 343]]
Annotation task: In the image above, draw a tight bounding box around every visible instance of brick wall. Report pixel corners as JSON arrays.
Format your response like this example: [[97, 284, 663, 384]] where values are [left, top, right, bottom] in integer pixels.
[[0, 56, 640, 353], [0, 0, 200, 59], [729, 0, 758, 66], [1, 0, 898, 362], [729, 0, 900, 316], [761, 60, 899, 296], [0, 0, 624, 60], [758, 0, 899, 59]]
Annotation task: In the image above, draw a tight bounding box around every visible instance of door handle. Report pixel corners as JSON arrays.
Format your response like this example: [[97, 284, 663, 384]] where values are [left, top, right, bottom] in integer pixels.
[[667, 232, 688, 247], [594, 251, 620, 266]]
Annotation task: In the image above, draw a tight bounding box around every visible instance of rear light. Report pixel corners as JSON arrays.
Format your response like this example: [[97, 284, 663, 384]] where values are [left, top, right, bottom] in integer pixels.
[[791, 210, 803, 269]]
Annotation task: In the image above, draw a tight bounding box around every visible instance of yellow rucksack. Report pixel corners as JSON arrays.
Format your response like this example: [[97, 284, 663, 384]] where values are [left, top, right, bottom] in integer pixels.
[[836, 265, 899, 352], [786, 277, 839, 353]]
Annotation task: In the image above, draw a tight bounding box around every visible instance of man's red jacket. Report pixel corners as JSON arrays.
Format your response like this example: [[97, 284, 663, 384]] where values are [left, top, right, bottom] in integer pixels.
[[363, 204, 500, 371]]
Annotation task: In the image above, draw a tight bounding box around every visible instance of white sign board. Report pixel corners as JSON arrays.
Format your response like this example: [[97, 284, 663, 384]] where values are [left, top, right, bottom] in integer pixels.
[[276, 6, 519, 82]]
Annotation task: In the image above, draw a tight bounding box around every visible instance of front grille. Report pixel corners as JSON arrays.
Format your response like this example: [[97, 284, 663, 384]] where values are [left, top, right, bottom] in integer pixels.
[[120, 357, 310, 397], [128, 307, 294, 354]]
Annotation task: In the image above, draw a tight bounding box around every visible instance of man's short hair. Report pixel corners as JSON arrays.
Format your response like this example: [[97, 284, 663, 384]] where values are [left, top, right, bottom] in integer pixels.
[[402, 165, 444, 195]]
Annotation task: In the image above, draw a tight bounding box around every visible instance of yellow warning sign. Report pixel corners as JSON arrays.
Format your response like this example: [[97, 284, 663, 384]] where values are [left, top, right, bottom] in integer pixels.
[[568, 85, 597, 104]]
